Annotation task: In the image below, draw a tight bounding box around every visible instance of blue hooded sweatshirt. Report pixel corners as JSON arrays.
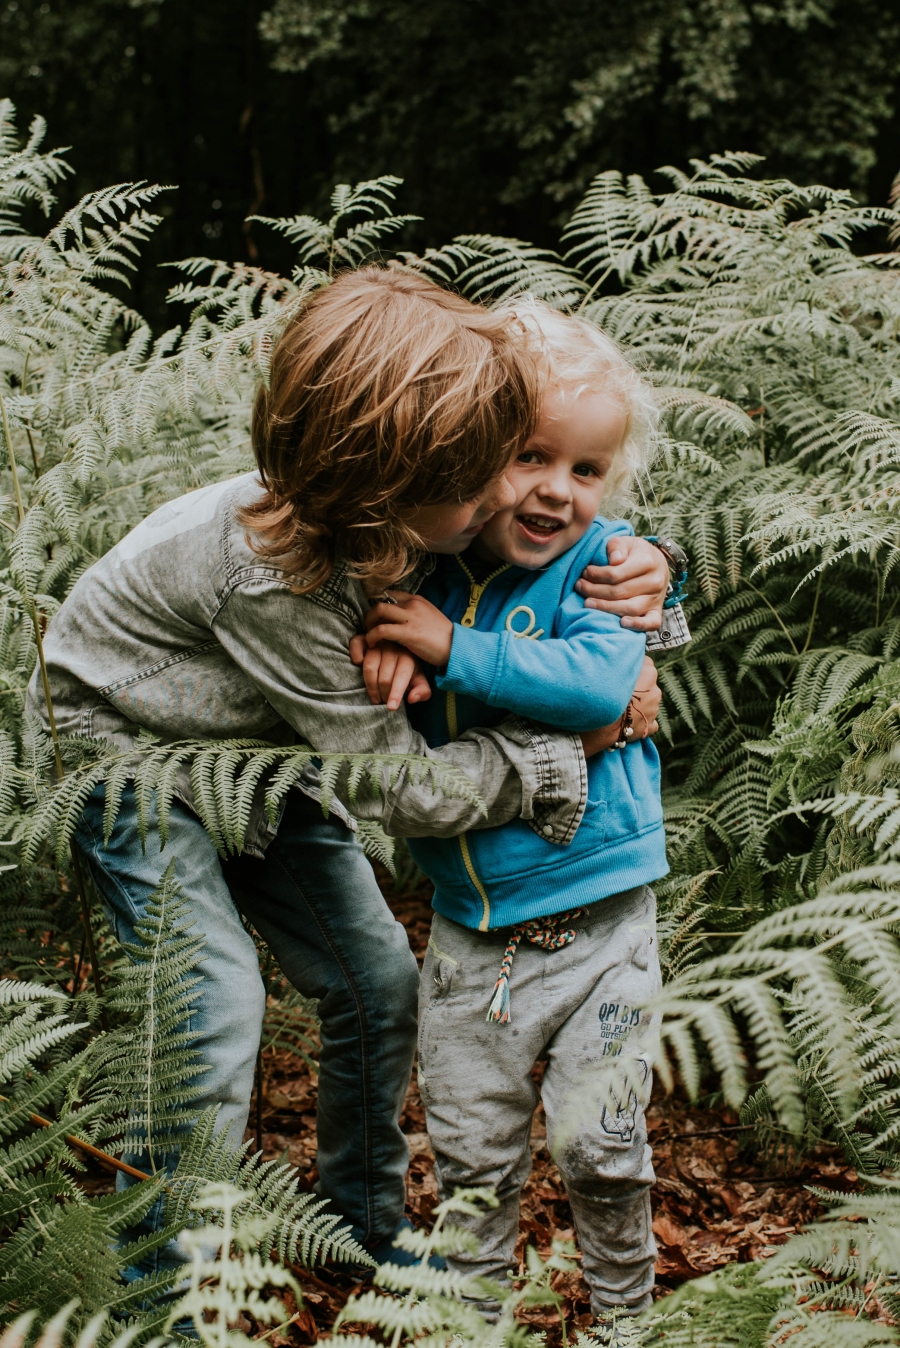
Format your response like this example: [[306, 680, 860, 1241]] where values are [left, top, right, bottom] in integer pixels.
[[407, 518, 669, 932]]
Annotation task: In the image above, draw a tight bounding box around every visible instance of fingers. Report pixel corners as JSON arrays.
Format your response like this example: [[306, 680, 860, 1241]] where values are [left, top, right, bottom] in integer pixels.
[[365, 621, 413, 649], [577, 572, 655, 600], [632, 657, 661, 736], [376, 648, 401, 705], [366, 602, 453, 667], [619, 608, 665, 632], [605, 536, 671, 581], [354, 634, 392, 705], [580, 724, 621, 756], [577, 539, 670, 617], [634, 675, 661, 706], [582, 594, 663, 618], [637, 654, 658, 684], [578, 554, 666, 588], [363, 590, 418, 630], [361, 641, 403, 706], [361, 642, 390, 704], [386, 650, 419, 711], [630, 703, 657, 738], [364, 600, 409, 633], [358, 636, 429, 709], [633, 688, 661, 726], [406, 670, 432, 705], [605, 534, 638, 566]]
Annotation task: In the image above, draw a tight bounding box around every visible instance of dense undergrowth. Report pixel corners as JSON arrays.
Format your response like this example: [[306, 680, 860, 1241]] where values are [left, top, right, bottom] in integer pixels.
[[3, 95, 900, 1344]]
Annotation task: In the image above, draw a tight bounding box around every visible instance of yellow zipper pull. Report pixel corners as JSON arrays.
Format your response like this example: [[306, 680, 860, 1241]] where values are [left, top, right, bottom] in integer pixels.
[[460, 582, 485, 627]]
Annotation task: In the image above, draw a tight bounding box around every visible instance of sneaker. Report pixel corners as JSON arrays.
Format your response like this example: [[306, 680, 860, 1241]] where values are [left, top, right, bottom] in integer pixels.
[[344, 1218, 447, 1277], [362, 1217, 447, 1275], [460, 1294, 502, 1324]]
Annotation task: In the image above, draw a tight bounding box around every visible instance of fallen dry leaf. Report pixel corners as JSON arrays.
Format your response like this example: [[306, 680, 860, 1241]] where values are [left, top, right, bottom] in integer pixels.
[[652, 1213, 698, 1248]]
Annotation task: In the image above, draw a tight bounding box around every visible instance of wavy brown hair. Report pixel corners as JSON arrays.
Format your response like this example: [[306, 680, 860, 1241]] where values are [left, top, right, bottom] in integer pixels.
[[240, 267, 540, 593]]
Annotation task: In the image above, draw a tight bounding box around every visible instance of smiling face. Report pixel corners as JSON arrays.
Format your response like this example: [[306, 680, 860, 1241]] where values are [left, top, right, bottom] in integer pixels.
[[474, 385, 627, 569]]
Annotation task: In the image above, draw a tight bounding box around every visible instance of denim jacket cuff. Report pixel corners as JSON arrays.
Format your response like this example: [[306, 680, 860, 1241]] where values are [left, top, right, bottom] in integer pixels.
[[500, 715, 588, 845]]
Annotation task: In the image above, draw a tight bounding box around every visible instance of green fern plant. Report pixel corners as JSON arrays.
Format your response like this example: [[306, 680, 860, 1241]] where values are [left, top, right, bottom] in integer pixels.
[[167, 1181, 302, 1347], [259, 980, 320, 1073], [16, 733, 483, 868], [320, 1188, 577, 1348], [0, 977, 179, 1333], [8, 92, 900, 1348], [253, 175, 420, 280], [103, 863, 207, 1174], [0, 870, 365, 1338]]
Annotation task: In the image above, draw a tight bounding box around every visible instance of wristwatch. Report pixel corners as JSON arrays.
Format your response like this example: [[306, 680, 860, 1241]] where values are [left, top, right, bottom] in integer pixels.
[[647, 535, 688, 609], [645, 535, 691, 652]]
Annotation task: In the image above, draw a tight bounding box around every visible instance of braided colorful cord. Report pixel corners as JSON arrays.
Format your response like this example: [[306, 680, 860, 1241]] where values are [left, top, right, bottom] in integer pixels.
[[486, 907, 587, 1024]]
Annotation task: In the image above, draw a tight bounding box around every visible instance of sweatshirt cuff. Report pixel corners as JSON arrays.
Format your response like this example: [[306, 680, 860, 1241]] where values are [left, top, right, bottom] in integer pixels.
[[437, 624, 504, 702]]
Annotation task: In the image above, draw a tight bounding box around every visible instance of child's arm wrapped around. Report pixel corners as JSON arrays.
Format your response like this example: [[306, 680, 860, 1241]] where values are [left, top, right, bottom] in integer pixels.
[[356, 524, 663, 739]]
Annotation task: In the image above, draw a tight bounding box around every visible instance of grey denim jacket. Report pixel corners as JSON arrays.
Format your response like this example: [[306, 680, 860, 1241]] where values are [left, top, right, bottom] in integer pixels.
[[26, 474, 588, 856]]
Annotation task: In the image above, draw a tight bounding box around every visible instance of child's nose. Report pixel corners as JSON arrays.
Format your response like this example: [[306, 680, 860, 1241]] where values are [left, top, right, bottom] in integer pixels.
[[537, 469, 572, 504]]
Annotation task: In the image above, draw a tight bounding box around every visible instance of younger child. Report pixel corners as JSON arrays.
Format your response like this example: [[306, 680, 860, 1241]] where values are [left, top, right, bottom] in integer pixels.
[[361, 301, 668, 1318]]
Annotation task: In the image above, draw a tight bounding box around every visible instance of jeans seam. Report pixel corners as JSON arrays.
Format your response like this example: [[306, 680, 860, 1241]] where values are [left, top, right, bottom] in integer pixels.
[[75, 807, 141, 935], [267, 850, 377, 1242], [98, 641, 221, 695]]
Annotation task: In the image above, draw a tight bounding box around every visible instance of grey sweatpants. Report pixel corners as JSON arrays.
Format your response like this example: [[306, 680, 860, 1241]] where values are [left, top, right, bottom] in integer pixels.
[[418, 884, 660, 1316]]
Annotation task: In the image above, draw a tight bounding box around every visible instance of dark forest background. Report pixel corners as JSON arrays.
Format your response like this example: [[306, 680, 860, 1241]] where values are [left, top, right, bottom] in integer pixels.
[[2, 0, 900, 324]]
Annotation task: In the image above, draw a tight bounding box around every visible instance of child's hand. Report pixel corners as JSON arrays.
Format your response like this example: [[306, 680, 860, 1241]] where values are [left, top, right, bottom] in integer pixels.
[[579, 657, 661, 755], [349, 634, 433, 710], [575, 535, 669, 632], [364, 592, 454, 668], [631, 655, 662, 735]]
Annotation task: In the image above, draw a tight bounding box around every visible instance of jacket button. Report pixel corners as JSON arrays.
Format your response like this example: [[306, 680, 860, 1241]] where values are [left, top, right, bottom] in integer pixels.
[[542, 824, 554, 837]]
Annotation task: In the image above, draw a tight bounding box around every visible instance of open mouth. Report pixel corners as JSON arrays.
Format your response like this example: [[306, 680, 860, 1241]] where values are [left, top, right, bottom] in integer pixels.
[[515, 513, 567, 545]]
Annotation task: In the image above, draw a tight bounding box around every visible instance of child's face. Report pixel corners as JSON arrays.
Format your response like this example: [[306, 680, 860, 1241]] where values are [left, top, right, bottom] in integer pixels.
[[475, 386, 627, 569], [403, 471, 517, 554]]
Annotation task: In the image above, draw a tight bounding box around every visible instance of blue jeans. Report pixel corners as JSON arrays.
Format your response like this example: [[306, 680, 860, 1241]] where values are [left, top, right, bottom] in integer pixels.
[[75, 783, 419, 1251]]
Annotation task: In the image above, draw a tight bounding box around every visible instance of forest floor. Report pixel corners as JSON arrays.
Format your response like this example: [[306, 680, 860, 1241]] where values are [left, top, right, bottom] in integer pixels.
[[247, 869, 861, 1343], [78, 867, 861, 1342]]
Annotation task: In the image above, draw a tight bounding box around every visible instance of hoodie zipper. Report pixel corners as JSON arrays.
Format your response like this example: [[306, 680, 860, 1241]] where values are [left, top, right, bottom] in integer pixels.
[[458, 559, 511, 628], [445, 556, 510, 931]]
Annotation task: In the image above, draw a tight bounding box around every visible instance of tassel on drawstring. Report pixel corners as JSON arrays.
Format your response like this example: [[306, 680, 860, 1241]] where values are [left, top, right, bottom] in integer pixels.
[[486, 976, 512, 1024], [486, 931, 521, 1023], [485, 908, 588, 1025]]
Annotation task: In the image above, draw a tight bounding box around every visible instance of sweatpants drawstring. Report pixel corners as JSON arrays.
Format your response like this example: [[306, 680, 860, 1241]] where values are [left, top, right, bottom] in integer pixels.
[[486, 908, 587, 1024]]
